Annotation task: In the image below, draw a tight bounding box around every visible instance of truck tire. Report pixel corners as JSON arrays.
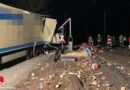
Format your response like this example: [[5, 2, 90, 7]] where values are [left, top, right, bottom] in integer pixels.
[[26, 48, 33, 59]]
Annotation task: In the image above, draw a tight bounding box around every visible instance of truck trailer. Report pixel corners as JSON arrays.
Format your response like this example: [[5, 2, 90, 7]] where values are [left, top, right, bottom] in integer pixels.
[[0, 3, 57, 63]]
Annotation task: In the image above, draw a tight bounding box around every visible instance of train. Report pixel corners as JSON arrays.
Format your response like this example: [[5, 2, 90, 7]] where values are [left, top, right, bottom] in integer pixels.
[[0, 3, 57, 64]]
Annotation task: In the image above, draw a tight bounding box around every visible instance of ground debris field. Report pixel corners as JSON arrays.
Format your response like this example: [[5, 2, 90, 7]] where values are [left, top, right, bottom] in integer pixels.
[[16, 45, 130, 90]]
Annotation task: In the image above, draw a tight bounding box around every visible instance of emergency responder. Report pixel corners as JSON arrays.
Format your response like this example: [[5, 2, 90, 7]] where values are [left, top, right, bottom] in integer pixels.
[[107, 35, 112, 50], [123, 36, 127, 45], [88, 36, 93, 46], [97, 34, 102, 47], [128, 36, 130, 50], [119, 35, 124, 46]]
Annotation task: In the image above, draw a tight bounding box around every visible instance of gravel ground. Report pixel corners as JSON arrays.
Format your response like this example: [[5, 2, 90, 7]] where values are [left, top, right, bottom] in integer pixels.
[[1, 46, 130, 90], [95, 46, 130, 90], [0, 53, 54, 88]]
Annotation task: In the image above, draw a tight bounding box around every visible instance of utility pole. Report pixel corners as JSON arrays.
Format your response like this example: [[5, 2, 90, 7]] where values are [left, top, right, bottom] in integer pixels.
[[104, 12, 106, 46], [68, 18, 73, 52]]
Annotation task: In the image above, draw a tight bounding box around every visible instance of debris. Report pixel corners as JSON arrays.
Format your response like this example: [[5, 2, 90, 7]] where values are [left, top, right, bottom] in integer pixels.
[[38, 63, 42, 66], [116, 66, 120, 69], [77, 70, 81, 75], [92, 76, 96, 80], [94, 48, 98, 52], [45, 51, 49, 55], [61, 56, 76, 62], [0, 76, 4, 83], [105, 82, 112, 87], [47, 74, 54, 82], [17, 47, 130, 90], [60, 74, 64, 78], [92, 63, 99, 70], [68, 72, 81, 78], [86, 48, 92, 57], [92, 81, 97, 85], [128, 73, 130, 76], [76, 74, 81, 78], [101, 76, 106, 80], [41, 67, 44, 71], [98, 50, 103, 54], [0, 76, 6, 87], [97, 85, 100, 88], [0, 82, 6, 87], [55, 82, 62, 88], [95, 72, 103, 75], [106, 86, 111, 90], [120, 66, 124, 70], [24, 81, 31, 85], [68, 72, 77, 75], [32, 73, 35, 77], [65, 49, 90, 58], [62, 73, 66, 75], [121, 87, 126, 90], [31, 77, 38, 80], [92, 55, 96, 59], [40, 78, 44, 81], [113, 63, 118, 66], [39, 83, 44, 89], [107, 63, 112, 66]]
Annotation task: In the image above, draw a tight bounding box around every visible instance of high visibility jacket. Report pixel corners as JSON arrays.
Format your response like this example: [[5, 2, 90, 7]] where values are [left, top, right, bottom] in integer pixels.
[[107, 38, 112, 44], [124, 37, 126, 41], [119, 36, 124, 43], [128, 37, 130, 42], [97, 37, 100, 42]]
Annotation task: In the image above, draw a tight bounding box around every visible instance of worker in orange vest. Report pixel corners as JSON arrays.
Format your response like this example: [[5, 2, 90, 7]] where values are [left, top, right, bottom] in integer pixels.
[[128, 36, 130, 50], [107, 35, 112, 50]]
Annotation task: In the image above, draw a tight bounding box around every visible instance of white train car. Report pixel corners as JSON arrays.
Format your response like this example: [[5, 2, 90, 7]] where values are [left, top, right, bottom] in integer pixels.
[[0, 3, 57, 63]]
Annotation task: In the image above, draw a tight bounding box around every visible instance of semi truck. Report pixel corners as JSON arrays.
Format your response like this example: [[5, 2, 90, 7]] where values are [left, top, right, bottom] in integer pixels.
[[0, 3, 57, 64]]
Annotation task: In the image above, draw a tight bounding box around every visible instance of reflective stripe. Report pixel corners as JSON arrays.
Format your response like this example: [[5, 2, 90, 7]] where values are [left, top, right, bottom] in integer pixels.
[[129, 37, 130, 42], [108, 38, 112, 44]]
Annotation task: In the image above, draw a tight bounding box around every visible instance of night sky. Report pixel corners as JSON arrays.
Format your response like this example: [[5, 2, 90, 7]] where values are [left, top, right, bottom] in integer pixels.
[[0, 0, 130, 44]]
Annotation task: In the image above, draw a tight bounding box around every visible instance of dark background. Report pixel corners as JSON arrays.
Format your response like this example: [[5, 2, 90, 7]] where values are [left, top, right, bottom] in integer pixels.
[[0, 0, 130, 44]]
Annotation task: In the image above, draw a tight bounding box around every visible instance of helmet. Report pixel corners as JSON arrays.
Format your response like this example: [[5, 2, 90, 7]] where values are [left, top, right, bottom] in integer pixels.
[[98, 34, 100, 37], [120, 35, 123, 37]]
